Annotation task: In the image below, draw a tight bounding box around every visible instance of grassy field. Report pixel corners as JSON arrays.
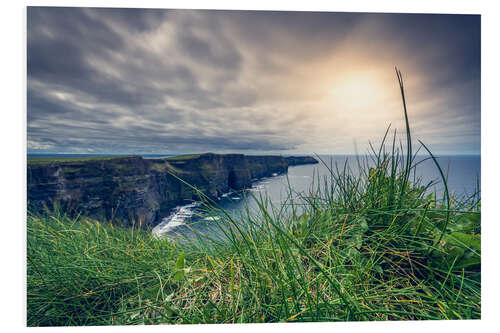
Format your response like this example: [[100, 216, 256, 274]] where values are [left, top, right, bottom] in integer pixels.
[[27, 153, 202, 165], [165, 154, 202, 161], [27, 155, 138, 165], [26, 70, 481, 325]]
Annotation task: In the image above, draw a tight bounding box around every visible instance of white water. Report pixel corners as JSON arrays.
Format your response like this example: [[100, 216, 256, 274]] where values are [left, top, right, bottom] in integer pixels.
[[152, 180, 269, 236], [152, 202, 200, 235], [204, 216, 221, 221]]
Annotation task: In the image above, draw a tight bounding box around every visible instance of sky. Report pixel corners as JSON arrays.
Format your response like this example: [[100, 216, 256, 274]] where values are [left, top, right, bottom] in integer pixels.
[[27, 7, 480, 155]]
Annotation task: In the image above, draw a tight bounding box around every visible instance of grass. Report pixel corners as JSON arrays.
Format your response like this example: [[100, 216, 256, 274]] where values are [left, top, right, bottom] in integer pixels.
[[27, 69, 481, 326], [27, 155, 138, 165], [166, 154, 202, 161]]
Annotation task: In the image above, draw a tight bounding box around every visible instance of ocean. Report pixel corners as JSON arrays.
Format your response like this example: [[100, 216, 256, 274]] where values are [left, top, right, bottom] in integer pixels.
[[152, 155, 481, 238]]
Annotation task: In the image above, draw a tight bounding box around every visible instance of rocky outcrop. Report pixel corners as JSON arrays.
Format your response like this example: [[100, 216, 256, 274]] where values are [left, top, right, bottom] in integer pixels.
[[285, 156, 319, 166], [27, 153, 317, 228]]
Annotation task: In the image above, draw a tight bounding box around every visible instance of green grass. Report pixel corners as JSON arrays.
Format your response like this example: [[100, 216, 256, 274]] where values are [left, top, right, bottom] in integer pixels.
[[27, 69, 480, 325], [166, 154, 202, 161], [27, 155, 138, 165]]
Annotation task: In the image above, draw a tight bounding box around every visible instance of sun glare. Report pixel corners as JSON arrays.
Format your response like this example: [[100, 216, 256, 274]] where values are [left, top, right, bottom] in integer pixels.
[[328, 74, 385, 109]]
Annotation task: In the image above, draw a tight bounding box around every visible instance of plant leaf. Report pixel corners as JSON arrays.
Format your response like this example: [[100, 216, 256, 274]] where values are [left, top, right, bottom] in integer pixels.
[[173, 252, 185, 282]]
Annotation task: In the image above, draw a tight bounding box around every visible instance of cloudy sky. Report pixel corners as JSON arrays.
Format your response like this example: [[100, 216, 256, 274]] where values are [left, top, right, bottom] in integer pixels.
[[27, 7, 480, 155]]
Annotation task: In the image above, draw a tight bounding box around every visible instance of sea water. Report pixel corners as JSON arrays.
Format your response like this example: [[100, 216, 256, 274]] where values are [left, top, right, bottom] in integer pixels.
[[153, 155, 480, 238]]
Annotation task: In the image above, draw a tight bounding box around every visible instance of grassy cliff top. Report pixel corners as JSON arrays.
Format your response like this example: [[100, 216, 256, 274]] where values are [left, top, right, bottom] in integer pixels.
[[165, 154, 202, 161], [27, 153, 310, 166], [27, 155, 140, 165]]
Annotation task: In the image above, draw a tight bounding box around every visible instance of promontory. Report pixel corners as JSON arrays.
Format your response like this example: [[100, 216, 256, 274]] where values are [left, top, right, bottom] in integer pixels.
[[28, 153, 318, 228]]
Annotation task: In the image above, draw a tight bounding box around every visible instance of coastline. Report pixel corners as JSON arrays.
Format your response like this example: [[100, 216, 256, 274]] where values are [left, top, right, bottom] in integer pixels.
[[27, 153, 318, 228]]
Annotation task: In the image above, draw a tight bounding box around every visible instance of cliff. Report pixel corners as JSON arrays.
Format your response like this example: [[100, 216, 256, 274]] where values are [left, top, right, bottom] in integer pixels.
[[285, 156, 319, 166], [27, 153, 318, 228]]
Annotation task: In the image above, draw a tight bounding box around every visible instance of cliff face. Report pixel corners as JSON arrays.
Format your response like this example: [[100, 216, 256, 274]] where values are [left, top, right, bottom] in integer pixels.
[[27, 153, 317, 228]]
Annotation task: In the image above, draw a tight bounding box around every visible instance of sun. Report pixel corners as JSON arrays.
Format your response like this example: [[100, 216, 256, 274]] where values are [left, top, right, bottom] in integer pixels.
[[328, 73, 385, 110]]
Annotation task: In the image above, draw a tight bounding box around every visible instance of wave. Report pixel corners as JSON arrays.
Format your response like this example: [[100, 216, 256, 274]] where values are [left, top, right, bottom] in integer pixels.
[[249, 184, 265, 192], [204, 216, 221, 221], [153, 202, 200, 235]]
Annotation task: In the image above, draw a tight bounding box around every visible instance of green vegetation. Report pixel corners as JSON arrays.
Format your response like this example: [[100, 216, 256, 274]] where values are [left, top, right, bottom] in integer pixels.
[[149, 160, 182, 173], [166, 154, 202, 161], [27, 70, 480, 325], [27, 155, 137, 165]]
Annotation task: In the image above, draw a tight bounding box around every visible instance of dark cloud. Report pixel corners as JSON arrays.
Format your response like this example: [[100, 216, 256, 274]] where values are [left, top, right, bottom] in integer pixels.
[[94, 7, 167, 32], [27, 88, 73, 122], [178, 28, 242, 71]]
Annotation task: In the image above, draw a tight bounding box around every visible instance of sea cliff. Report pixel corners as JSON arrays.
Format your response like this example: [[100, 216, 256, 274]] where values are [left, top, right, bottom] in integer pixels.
[[27, 153, 318, 228]]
